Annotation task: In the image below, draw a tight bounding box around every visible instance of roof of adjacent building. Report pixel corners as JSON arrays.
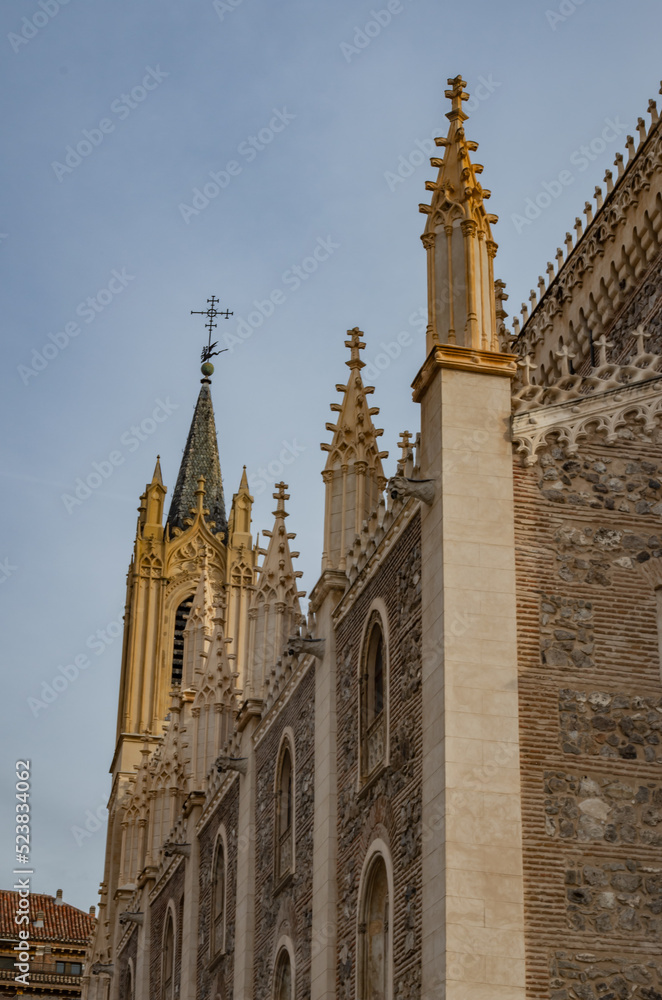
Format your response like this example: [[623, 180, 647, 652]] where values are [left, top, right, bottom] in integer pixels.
[[166, 383, 227, 537], [0, 891, 94, 944]]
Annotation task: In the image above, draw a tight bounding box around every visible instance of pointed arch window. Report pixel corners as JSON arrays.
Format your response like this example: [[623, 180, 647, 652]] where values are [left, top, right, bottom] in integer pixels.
[[126, 960, 134, 1000], [273, 947, 293, 1000], [162, 912, 175, 1000], [361, 613, 387, 780], [211, 836, 226, 957], [358, 854, 390, 1000], [275, 741, 294, 882], [171, 595, 194, 685]]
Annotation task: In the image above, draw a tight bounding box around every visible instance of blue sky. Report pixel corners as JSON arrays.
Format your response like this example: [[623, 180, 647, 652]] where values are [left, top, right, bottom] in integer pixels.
[[1, 0, 660, 912]]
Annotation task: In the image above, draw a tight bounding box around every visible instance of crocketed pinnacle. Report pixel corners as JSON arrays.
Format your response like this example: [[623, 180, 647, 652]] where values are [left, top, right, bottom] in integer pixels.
[[166, 384, 227, 537], [419, 75, 500, 353]]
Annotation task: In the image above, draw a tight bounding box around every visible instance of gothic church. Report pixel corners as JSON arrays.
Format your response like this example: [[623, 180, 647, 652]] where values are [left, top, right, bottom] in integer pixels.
[[84, 77, 662, 1000]]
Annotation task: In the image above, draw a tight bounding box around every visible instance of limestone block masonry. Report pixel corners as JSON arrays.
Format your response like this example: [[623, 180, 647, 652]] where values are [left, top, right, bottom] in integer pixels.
[[417, 357, 526, 1000]]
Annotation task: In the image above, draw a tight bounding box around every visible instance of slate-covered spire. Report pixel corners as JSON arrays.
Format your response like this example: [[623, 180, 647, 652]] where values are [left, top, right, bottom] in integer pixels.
[[167, 383, 227, 537]]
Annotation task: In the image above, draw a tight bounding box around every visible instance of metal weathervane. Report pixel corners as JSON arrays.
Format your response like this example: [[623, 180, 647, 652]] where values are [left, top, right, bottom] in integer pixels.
[[191, 295, 233, 368]]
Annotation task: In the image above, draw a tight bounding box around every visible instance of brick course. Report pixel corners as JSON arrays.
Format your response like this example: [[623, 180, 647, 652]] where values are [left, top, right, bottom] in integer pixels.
[[335, 512, 422, 1000], [515, 428, 662, 1000]]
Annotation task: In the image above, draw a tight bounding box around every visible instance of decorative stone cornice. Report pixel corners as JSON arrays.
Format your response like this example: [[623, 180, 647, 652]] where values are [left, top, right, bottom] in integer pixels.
[[512, 372, 662, 465], [412, 344, 518, 402], [308, 568, 348, 613], [513, 89, 662, 366]]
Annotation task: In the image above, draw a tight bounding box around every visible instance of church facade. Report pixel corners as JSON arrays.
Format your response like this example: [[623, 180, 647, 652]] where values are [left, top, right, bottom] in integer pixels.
[[83, 77, 662, 1000]]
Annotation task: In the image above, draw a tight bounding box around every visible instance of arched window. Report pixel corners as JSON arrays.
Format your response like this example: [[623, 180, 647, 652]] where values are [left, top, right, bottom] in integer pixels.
[[171, 595, 193, 685], [358, 854, 390, 1000], [162, 912, 175, 1000], [211, 837, 226, 957], [273, 947, 293, 1000], [361, 614, 387, 779], [275, 742, 294, 882]]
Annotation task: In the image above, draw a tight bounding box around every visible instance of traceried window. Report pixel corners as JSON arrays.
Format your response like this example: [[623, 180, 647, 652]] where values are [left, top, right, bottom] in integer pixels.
[[275, 742, 294, 882], [171, 595, 193, 685], [273, 947, 293, 1000], [360, 614, 387, 779], [162, 913, 175, 1000], [126, 961, 134, 1000], [358, 854, 390, 1000], [211, 837, 226, 957]]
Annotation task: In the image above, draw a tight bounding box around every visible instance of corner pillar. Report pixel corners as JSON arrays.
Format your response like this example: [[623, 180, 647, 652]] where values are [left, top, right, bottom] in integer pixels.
[[414, 345, 525, 1000]]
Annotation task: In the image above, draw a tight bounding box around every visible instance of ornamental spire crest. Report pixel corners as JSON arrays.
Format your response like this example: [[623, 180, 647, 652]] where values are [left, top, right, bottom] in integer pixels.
[[419, 75, 500, 355], [320, 328, 388, 572]]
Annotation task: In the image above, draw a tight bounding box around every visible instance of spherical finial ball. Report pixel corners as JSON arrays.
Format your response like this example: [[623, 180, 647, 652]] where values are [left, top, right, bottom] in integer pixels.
[[201, 362, 214, 377]]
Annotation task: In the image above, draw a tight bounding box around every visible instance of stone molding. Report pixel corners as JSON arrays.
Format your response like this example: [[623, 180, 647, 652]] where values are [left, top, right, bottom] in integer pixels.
[[412, 344, 517, 402], [512, 369, 662, 465]]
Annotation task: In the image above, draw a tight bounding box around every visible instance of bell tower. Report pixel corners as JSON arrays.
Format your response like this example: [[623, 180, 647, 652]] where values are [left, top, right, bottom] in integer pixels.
[[91, 342, 258, 983]]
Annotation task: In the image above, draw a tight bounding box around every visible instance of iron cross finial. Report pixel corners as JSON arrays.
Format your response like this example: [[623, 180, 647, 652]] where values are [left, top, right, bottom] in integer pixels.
[[191, 295, 233, 364]]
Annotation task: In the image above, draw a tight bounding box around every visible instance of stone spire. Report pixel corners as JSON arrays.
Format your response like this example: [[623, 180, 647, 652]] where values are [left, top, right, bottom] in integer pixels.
[[138, 456, 167, 539], [245, 482, 304, 701], [226, 466, 256, 691], [419, 75, 500, 355], [166, 383, 227, 537], [320, 328, 388, 571]]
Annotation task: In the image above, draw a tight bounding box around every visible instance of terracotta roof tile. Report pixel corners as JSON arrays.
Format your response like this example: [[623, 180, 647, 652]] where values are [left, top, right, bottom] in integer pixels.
[[0, 891, 94, 944]]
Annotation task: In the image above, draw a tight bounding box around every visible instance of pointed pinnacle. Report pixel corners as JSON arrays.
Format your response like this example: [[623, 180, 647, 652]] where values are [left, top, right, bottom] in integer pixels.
[[239, 465, 249, 491], [151, 455, 164, 486], [195, 476, 206, 515]]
